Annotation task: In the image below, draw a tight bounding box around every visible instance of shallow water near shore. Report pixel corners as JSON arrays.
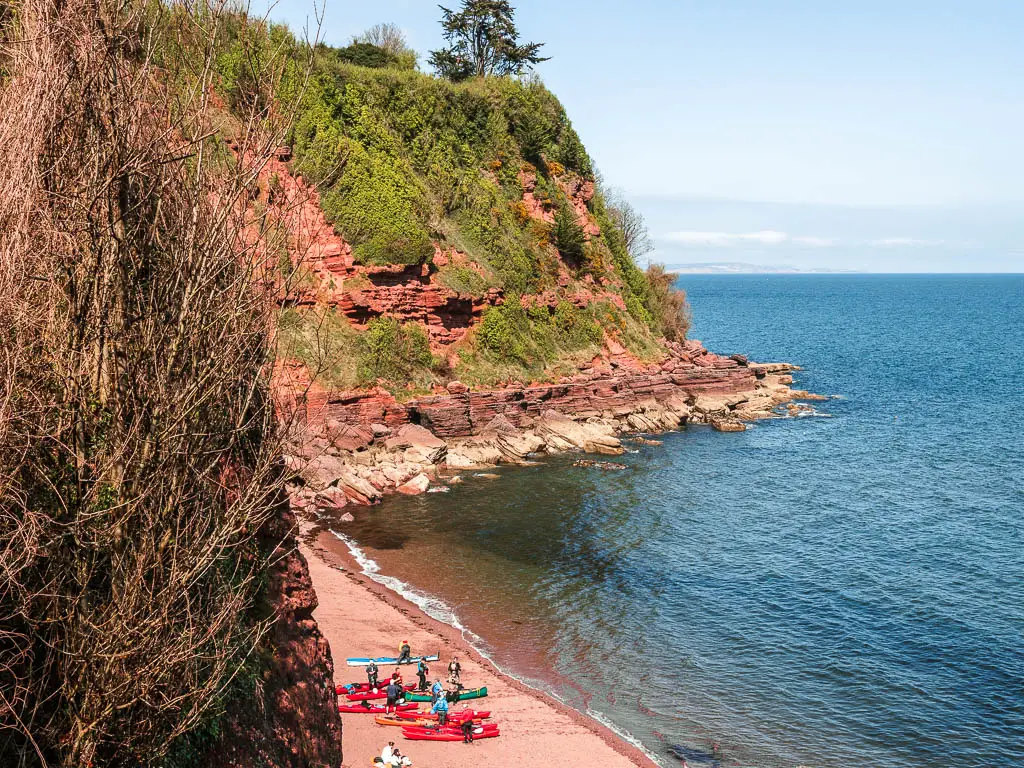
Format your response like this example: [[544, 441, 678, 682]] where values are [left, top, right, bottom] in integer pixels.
[[318, 274, 1024, 768]]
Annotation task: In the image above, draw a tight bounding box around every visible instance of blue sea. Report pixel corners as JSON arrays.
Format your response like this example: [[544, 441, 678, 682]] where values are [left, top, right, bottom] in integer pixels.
[[325, 275, 1024, 767]]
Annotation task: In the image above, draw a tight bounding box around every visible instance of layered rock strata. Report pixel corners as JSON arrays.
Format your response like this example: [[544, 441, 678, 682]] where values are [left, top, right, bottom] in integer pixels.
[[282, 341, 818, 511]]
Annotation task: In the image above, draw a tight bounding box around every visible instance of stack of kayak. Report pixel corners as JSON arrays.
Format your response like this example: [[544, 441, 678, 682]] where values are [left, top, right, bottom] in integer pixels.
[[373, 709, 491, 727], [339, 650, 502, 743], [343, 685, 416, 702]]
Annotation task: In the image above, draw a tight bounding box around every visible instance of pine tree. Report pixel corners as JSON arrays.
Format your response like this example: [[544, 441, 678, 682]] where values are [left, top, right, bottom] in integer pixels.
[[429, 1, 548, 82]]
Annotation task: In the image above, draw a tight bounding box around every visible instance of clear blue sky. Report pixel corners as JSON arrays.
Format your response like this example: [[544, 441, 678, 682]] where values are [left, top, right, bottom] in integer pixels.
[[264, 1, 1023, 272]]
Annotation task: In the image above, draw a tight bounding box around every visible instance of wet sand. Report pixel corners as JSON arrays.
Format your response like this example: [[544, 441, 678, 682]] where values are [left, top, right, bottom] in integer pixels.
[[300, 526, 660, 768]]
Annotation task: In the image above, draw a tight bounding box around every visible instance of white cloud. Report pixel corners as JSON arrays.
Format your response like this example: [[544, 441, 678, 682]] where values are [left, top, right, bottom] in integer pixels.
[[793, 236, 838, 247], [662, 229, 791, 246], [659, 231, 946, 249], [869, 237, 945, 247]]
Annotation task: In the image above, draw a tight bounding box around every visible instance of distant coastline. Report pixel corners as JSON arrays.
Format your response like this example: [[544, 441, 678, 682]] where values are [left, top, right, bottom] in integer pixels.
[[666, 262, 860, 274]]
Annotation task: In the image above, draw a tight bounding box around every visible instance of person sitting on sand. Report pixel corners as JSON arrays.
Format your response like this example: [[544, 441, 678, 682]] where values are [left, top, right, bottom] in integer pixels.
[[445, 679, 461, 703], [430, 692, 449, 726], [397, 639, 412, 664], [447, 655, 461, 686], [416, 658, 429, 691], [385, 678, 402, 715], [367, 659, 379, 688], [381, 741, 395, 763]]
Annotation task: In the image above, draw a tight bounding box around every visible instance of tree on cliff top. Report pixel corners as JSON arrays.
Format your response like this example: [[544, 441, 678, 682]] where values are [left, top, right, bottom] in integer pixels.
[[429, 0, 548, 82], [354, 21, 418, 69]]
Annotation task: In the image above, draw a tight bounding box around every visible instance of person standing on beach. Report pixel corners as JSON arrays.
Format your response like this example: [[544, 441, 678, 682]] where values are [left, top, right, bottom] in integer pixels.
[[416, 658, 429, 691], [430, 678, 443, 705], [367, 659, 379, 689], [430, 692, 449, 726], [460, 717, 475, 744], [397, 639, 412, 664], [447, 655, 461, 686], [385, 678, 402, 715], [391, 668, 404, 687]]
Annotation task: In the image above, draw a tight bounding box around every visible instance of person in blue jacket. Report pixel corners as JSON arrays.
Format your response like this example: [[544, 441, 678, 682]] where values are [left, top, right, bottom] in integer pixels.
[[430, 693, 449, 726], [430, 679, 443, 706]]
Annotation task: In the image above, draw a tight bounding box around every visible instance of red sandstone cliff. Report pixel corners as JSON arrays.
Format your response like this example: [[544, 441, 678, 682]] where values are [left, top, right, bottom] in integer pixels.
[[258, 150, 819, 514], [203, 490, 344, 767]]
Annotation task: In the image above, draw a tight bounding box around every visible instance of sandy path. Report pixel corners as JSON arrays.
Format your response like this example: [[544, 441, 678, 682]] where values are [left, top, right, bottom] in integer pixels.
[[301, 532, 659, 768]]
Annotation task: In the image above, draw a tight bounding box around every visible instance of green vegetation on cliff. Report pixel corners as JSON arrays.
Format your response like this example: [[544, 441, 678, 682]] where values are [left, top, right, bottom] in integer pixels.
[[215, 2, 690, 392]]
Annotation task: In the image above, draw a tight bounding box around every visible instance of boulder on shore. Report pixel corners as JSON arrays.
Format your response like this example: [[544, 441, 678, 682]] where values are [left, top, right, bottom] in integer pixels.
[[385, 424, 447, 464], [396, 473, 431, 495], [711, 419, 747, 433], [535, 410, 624, 455]]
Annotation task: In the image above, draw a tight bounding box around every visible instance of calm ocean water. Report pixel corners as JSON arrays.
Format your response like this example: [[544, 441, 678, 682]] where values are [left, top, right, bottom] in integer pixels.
[[323, 275, 1024, 768]]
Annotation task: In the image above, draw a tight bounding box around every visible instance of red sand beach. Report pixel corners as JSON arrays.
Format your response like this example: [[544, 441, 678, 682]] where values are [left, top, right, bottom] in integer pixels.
[[301, 527, 660, 768]]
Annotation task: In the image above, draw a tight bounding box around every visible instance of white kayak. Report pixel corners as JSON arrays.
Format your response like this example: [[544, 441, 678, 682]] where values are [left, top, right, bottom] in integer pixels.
[[346, 652, 440, 667]]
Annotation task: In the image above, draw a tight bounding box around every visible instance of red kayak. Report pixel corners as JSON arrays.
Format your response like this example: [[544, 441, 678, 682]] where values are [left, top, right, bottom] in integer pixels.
[[345, 685, 416, 702], [402, 726, 500, 741], [402, 723, 499, 735], [337, 682, 422, 696], [338, 703, 417, 714], [391, 709, 491, 722]]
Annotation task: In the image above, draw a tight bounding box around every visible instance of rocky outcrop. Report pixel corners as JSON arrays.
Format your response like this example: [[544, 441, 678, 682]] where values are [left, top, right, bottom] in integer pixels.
[[284, 340, 808, 511], [290, 339, 792, 440]]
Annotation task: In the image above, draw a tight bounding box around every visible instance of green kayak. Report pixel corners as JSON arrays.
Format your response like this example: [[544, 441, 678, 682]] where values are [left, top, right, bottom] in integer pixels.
[[405, 686, 488, 703]]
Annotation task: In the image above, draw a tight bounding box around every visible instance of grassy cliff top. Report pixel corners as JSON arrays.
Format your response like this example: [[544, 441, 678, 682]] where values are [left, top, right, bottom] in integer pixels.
[[214, 15, 687, 392]]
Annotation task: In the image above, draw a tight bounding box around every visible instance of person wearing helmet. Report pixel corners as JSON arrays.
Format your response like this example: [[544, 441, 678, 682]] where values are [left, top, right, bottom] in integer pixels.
[[397, 640, 412, 665], [367, 659, 379, 689]]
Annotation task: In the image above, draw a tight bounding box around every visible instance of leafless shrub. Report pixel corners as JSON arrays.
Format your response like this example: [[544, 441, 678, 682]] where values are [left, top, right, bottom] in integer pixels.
[[354, 22, 418, 69], [646, 264, 692, 341], [603, 187, 653, 260], [0, 1, 317, 765]]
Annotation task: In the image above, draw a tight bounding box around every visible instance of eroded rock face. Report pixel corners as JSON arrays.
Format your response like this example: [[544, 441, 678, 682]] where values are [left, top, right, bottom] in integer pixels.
[[298, 340, 789, 439], [206, 491, 343, 767], [280, 341, 806, 512]]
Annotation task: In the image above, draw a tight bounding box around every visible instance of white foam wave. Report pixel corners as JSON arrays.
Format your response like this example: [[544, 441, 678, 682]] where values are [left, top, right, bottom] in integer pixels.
[[586, 708, 669, 767], [330, 529, 473, 636], [329, 529, 659, 758]]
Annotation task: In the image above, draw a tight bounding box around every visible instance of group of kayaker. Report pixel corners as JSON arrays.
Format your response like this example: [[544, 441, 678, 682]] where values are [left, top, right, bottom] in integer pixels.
[[340, 640, 498, 763]]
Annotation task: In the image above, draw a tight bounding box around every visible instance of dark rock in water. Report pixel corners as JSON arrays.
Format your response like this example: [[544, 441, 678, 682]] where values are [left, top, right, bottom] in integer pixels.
[[573, 459, 627, 470], [668, 743, 721, 766]]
